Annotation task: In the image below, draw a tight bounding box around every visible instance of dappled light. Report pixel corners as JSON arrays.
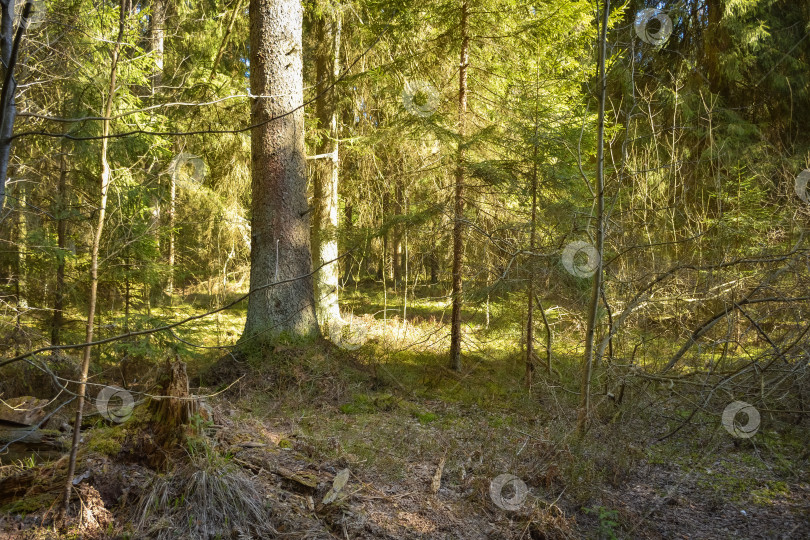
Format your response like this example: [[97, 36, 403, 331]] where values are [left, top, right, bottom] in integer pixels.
[[1, 0, 809, 538]]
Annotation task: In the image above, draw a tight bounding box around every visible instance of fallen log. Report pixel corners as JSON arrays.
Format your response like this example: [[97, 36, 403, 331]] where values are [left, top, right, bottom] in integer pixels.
[[0, 427, 66, 448], [0, 396, 48, 426]]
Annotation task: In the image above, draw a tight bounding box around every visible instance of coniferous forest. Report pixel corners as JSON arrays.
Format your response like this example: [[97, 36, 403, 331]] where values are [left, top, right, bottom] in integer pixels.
[[0, 0, 809, 537]]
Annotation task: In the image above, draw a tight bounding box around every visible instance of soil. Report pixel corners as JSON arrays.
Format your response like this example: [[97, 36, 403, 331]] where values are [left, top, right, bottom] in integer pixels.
[[1, 407, 806, 540]]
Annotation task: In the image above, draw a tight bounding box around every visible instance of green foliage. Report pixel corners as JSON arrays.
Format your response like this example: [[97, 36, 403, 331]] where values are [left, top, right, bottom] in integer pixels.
[[584, 506, 620, 540]]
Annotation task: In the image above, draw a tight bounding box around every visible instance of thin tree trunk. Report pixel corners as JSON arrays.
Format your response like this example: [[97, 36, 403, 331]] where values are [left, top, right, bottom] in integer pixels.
[[312, 8, 342, 328], [15, 182, 26, 336], [449, 0, 469, 371], [210, 0, 245, 79], [148, 0, 166, 304], [148, 0, 167, 90], [380, 192, 389, 280], [166, 159, 175, 301], [63, 0, 130, 515], [484, 245, 490, 328], [242, 0, 318, 344], [393, 177, 403, 287], [525, 144, 538, 388], [342, 202, 353, 283], [535, 294, 552, 376], [578, 0, 609, 433], [52, 137, 69, 345]]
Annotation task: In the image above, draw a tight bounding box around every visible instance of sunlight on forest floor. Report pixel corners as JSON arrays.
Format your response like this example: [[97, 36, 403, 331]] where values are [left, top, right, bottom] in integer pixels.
[[1, 283, 808, 538]]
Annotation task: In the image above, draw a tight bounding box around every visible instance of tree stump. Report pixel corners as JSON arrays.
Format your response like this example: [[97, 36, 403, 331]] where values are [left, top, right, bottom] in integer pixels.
[[149, 359, 193, 447]]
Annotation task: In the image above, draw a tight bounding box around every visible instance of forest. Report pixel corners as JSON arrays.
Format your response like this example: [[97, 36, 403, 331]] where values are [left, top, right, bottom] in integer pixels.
[[0, 0, 808, 537]]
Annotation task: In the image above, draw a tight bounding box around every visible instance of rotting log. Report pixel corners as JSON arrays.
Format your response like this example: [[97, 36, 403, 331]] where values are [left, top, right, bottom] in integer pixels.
[[0, 427, 65, 447], [0, 396, 48, 426]]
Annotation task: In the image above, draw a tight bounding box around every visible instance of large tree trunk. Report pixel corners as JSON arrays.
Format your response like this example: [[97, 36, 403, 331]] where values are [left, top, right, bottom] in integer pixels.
[[242, 0, 318, 344], [704, 0, 726, 96], [0, 0, 15, 211], [578, 0, 609, 433], [312, 9, 342, 329], [63, 0, 130, 514], [0, 0, 32, 211], [449, 0, 469, 371]]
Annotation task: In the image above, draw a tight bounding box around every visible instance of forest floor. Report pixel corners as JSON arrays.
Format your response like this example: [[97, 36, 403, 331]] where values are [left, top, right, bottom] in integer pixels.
[[0, 284, 808, 539]]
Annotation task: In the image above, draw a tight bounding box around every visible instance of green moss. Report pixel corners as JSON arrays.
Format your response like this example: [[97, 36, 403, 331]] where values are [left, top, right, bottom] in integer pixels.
[[86, 425, 127, 456], [413, 410, 437, 424], [1, 493, 53, 514], [339, 392, 397, 415], [751, 481, 789, 505], [278, 438, 293, 449]]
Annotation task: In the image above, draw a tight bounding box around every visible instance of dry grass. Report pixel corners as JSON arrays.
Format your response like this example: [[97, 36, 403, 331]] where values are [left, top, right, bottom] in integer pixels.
[[135, 450, 275, 539]]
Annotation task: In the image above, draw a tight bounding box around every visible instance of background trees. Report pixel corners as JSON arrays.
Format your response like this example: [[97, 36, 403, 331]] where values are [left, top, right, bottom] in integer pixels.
[[1, 0, 809, 536], [3, 0, 805, 397]]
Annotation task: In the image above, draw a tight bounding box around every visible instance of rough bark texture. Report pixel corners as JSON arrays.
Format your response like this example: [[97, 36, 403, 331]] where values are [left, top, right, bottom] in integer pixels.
[[0, 0, 15, 210], [449, 0, 469, 371], [312, 11, 342, 329], [243, 0, 318, 344], [150, 359, 192, 446]]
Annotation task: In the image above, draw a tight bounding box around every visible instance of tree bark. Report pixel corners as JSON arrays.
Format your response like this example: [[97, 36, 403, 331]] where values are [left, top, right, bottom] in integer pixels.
[[312, 9, 342, 329], [150, 359, 192, 447], [148, 0, 166, 304], [15, 178, 26, 330], [578, 0, 609, 433], [51, 136, 69, 345], [0, 0, 10, 210], [704, 0, 726, 96], [342, 202, 353, 283], [0, 0, 32, 211], [148, 0, 167, 90], [525, 142, 538, 387], [166, 154, 175, 300], [242, 0, 318, 344], [63, 0, 129, 515], [449, 0, 469, 371]]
